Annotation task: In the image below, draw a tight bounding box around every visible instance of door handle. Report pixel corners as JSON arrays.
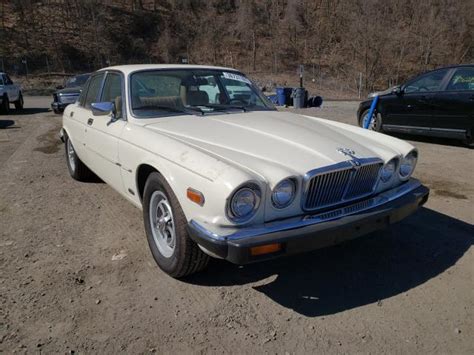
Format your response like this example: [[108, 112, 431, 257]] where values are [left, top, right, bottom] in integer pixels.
[[469, 95, 474, 101], [87, 118, 94, 126], [419, 95, 430, 104]]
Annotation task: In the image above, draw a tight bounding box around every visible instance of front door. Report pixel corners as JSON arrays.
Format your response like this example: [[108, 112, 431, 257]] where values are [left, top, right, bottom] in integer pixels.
[[84, 71, 127, 193], [382, 68, 450, 132]]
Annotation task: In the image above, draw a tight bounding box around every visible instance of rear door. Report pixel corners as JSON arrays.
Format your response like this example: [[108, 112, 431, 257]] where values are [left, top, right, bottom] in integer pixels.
[[431, 67, 474, 138], [66, 73, 104, 165], [84, 71, 127, 193], [382, 69, 450, 131]]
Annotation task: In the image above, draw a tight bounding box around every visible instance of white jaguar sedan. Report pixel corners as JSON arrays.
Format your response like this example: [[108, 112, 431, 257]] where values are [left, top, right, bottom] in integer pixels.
[[61, 64, 429, 278]]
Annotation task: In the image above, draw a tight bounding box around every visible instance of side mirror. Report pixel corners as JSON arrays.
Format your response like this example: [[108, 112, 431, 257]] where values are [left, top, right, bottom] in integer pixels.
[[56, 85, 64, 90], [91, 102, 115, 117], [392, 86, 403, 96]]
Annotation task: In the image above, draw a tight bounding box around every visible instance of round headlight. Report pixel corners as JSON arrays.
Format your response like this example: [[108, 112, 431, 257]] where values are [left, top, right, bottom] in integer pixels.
[[272, 179, 296, 208], [228, 184, 261, 222], [399, 150, 418, 179], [380, 158, 398, 183]]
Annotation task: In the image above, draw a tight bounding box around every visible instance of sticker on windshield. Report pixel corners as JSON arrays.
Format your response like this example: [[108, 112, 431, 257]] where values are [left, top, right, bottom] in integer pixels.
[[222, 72, 251, 85]]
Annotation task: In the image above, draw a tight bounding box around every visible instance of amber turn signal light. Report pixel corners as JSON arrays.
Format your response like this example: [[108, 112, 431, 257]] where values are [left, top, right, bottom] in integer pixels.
[[250, 243, 282, 256], [187, 188, 205, 206]]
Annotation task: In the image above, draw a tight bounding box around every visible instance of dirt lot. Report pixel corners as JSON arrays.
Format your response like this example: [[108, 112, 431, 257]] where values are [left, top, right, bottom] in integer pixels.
[[1, 97, 473, 354]]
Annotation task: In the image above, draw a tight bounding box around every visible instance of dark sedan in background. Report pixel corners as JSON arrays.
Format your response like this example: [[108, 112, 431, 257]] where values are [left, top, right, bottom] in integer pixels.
[[51, 73, 90, 113], [357, 65, 474, 146]]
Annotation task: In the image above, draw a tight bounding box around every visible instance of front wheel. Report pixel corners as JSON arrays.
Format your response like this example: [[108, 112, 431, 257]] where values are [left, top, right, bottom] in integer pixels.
[[464, 131, 474, 148], [359, 109, 383, 132], [143, 172, 209, 278], [14, 93, 24, 110]]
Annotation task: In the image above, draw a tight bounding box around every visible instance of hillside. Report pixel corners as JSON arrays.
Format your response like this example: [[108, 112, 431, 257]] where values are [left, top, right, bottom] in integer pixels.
[[1, 0, 473, 97]]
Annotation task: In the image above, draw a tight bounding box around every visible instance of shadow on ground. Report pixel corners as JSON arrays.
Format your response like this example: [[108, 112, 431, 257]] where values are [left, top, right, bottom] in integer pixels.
[[0, 120, 16, 129], [186, 208, 473, 317], [5, 108, 50, 116]]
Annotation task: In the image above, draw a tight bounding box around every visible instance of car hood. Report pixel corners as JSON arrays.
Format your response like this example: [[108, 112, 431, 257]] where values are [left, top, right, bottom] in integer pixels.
[[367, 86, 396, 98], [143, 111, 403, 182], [55, 87, 82, 95]]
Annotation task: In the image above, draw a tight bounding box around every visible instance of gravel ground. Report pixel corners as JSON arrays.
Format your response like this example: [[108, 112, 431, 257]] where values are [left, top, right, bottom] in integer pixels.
[[1, 97, 473, 354]]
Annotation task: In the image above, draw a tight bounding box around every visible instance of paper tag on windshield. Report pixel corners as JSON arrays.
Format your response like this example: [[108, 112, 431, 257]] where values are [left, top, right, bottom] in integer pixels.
[[222, 72, 251, 85]]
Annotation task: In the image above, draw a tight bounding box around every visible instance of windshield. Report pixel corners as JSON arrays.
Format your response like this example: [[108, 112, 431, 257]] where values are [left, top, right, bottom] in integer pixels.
[[130, 69, 275, 118], [65, 74, 90, 88]]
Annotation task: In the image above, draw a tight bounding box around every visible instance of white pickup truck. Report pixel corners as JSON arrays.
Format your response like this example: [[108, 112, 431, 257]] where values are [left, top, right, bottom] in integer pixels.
[[0, 72, 23, 113]]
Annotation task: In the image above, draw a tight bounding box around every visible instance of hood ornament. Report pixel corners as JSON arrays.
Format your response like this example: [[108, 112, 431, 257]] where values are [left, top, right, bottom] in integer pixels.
[[337, 147, 361, 167]]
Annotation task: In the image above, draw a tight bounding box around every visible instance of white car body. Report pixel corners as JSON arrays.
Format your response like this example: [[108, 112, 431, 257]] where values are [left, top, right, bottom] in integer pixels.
[[62, 64, 429, 275], [0, 72, 22, 104]]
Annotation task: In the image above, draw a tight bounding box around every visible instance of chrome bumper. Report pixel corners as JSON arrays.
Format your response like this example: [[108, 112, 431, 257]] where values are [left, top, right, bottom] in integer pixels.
[[188, 179, 429, 264]]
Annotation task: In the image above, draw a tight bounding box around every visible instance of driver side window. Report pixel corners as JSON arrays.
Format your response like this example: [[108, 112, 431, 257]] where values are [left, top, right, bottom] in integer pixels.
[[404, 69, 449, 94], [100, 73, 123, 119]]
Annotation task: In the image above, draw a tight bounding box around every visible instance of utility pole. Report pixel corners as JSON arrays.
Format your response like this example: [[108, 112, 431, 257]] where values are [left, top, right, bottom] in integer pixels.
[[22, 58, 28, 79], [46, 56, 50, 75], [298, 65, 304, 87]]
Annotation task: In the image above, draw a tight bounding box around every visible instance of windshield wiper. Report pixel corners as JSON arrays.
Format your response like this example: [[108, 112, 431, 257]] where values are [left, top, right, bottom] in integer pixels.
[[190, 104, 247, 112], [133, 105, 204, 116]]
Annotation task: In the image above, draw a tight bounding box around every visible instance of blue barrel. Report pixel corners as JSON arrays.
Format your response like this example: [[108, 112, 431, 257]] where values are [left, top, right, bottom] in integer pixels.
[[276, 87, 293, 106], [276, 87, 286, 106]]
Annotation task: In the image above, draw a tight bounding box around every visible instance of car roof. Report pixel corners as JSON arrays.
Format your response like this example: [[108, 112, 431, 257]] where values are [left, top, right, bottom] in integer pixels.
[[425, 64, 473, 72], [99, 64, 238, 75]]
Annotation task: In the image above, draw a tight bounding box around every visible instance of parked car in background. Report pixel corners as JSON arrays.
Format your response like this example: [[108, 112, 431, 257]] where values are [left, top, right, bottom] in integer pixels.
[[0, 72, 23, 114], [61, 64, 429, 278], [51, 73, 90, 114], [357, 65, 474, 147]]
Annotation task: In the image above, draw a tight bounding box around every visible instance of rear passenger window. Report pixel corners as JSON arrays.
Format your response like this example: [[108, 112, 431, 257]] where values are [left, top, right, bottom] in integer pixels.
[[84, 74, 104, 109], [101, 73, 123, 118], [446, 68, 474, 91]]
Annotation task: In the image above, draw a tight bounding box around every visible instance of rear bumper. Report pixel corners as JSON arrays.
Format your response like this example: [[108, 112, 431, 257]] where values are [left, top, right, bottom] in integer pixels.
[[188, 179, 429, 264]]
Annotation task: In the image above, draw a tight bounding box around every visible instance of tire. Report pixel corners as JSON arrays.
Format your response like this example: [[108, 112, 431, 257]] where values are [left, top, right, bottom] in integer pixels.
[[359, 109, 383, 132], [65, 135, 93, 181], [143, 172, 209, 278], [53, 108, 61, 114], [464, 131, 474, 148], [0, 95, 9, 114], [14, 93, 24, 110]]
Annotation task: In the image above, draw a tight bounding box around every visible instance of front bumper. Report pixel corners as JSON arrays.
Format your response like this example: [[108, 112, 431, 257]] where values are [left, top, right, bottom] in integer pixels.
[[188, 179, 429, 264], [51, 101, 68, 111]]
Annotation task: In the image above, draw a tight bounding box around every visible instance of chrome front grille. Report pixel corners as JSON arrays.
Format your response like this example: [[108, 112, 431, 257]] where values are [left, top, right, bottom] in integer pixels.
[[345, 163, 382, 199], [303, 158, 383, 211]]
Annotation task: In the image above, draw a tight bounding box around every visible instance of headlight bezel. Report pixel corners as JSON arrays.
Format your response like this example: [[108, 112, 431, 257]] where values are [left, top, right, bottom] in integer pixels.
[[399, 150, 418, 180], [380, 157, 398, 183], [226, 182, 262, 224], [271, 178, 297, 209]]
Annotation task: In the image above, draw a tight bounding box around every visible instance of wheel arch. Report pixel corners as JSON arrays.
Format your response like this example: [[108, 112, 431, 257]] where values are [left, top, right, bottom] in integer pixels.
[[136, 163, 160, 203]]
